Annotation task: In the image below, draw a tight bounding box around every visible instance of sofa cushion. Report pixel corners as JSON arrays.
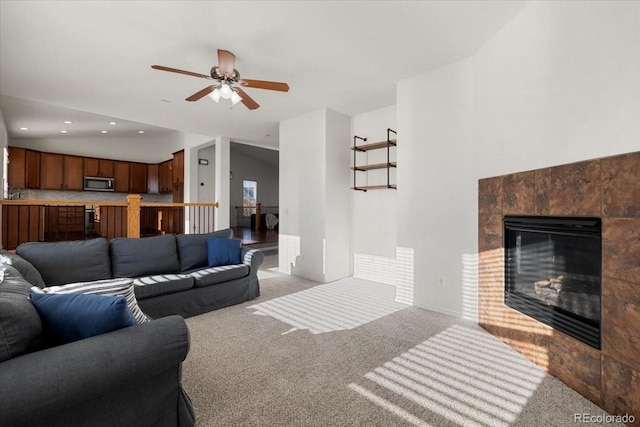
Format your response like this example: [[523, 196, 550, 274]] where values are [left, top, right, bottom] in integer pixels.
[[31, 278, 150, 323], [0, 251, 46, 288], [0, 266, 43, 363], [111, 234, 180, 278], [176, 229, 234, 271], [189, 264, 250, 288], [16, 238, 111, 286], [30, 293, 136, 345], [207, 238, 242, 267], [132, 274, 194, 300]]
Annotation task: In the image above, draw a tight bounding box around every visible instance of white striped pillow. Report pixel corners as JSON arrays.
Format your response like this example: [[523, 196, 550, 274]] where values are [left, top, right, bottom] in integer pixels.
[[31, 278, 150, 323]]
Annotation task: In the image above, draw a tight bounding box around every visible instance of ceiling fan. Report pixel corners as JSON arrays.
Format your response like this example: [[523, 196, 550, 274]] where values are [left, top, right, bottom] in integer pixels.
[[151, 49, 289, 110]]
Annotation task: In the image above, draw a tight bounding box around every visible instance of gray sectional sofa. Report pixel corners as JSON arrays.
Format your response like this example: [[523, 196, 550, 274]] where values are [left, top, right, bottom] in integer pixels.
[[16, 228, 264, 319], [0, 229, 263, 426]]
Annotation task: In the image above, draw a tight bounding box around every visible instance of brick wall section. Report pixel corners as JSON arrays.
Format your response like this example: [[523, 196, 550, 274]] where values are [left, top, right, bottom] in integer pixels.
[[478, 151, 640, 423]]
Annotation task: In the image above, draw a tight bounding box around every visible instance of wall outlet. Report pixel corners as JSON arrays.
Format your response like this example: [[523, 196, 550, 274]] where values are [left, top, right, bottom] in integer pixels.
[[438, 276, 446, 287]]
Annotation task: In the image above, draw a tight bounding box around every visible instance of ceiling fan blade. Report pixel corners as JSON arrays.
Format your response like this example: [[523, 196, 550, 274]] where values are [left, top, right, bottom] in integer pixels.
[[218, 49, 236, 76], [186, 85, 215, 101], [239, 79, 289, 92], [151, 65, 211, 79], [234, 87, 260, 110]]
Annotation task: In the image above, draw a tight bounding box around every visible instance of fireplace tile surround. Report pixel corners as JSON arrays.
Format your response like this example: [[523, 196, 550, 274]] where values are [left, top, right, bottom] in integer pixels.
[[478, 151, 640, 423]]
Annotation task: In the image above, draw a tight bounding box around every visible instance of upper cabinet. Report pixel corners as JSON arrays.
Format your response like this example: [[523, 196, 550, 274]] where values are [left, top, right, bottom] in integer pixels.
[[147, 164, 159, 194], [40, 153, 85, 191], [8, 147, 40, 189], [158, 160, 172, 194], [84, 158, 115, 178], [114, 161, 130, 193], [64, 155, 85, 191], [6, 147, 182, 195], [25, 150, 41, 189], [172, 150, 184, 185], [8, 147, 26, 188], [40, 153, 64, 190], [129, 163, 148, 194], [172, 150, 184, 203]]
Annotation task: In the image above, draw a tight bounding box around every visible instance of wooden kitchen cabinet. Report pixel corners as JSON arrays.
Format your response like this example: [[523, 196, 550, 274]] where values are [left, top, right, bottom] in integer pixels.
[[9, 147, 41, 190], [40, 153, 64, 190], [129, 162, 148, 194], [41, 153, 84, 191], [172, 150, 184, 203], [25, 150, 41, 189], [64, 155, 85, 191], [8, 147, 26, 188], [114, 161, 130, 193], [45, 206, 84, 237], [172, 150, 184, 184], [84, 158, 115, 178], [158, 160, 172, 193], [2, 205, 44, 250], [147, 164, 159, 194]]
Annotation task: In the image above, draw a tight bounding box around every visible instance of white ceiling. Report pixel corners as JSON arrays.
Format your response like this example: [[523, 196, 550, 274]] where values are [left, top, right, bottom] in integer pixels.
[[0, 1, 527, 149]]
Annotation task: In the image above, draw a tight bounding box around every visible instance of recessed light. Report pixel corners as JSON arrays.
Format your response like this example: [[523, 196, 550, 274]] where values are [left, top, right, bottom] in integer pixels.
[[63, 120, 73, 124], [101, 130, 108, 134], [161, 99, 171, 103], [19, 127, 28, 131], [109, 121, 117, 125], [60, 130, 68, 134], [138, 130, 145, 134]]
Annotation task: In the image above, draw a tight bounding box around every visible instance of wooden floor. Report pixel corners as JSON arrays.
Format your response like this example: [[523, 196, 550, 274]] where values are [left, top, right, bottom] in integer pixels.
[[231, 227, 278, 246]]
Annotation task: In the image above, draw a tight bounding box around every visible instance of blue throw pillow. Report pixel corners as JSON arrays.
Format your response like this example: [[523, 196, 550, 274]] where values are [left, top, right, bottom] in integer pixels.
[[207, 238, 242, 267], [30, 292, 137, 344]]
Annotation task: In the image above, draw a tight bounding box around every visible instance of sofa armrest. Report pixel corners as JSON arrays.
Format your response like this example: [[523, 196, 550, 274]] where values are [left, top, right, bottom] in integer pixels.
[[241, 247, 264, 274], [0, 315, 190, 426]]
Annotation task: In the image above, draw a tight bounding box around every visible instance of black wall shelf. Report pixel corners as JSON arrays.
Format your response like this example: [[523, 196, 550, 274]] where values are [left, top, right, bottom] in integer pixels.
[[351, 129, 397, 191]]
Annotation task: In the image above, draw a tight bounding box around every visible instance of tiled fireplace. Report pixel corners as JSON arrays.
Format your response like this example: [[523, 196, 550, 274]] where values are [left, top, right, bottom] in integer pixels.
[[478, 151, 640, 422]]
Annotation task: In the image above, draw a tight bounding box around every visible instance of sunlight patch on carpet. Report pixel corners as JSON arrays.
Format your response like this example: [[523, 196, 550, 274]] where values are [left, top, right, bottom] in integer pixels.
[[247, 277, 408, 334], [349, 325, 545, 426]]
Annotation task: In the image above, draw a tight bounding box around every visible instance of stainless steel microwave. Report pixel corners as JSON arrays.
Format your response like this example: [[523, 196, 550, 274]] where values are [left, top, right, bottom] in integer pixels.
[[84, 176, 114, 192]]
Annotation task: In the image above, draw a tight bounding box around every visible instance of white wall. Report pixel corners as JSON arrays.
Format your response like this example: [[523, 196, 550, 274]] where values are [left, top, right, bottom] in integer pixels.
[[395, 0, 640, 318], [324, 109, 351, 282], [229, 144, 279, 227], [397, 58, 475, 316], [472, 0, 640, 177], [197, 145, 215, 203], [280, 109, 326, 281], [350, 105, 398, 284], [279, 108, 351, 282], [9, 132, 183, 164]]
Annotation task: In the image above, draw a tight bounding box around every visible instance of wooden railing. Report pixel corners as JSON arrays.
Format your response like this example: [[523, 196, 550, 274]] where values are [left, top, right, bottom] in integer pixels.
[[0, 195, 218, 250]]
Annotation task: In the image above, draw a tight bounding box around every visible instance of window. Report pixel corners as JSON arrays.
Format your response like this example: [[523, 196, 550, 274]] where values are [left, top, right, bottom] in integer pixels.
[[243, 180, 257, 217]]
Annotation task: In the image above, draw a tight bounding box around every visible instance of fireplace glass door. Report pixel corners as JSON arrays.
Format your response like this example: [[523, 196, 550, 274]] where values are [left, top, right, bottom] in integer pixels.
[[504, 216, 601, 349]]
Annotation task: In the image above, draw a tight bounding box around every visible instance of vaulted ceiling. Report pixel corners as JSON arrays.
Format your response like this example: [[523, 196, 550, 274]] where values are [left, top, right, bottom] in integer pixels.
[[0, 1, 527, 148]]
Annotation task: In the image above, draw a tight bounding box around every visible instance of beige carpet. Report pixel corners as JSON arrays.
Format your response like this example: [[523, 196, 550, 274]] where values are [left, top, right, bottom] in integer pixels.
[[182, 275, 621, 427]]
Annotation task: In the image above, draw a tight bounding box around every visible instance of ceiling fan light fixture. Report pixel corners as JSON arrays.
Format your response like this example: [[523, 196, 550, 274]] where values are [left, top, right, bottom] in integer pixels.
[[220, 82, 233, 99], [210, 87, 221, 103], [231, 90, 242, 105]]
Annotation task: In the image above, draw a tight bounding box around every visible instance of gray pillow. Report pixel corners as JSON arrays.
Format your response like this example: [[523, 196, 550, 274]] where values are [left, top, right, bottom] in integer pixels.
[[16, 238, 112, 286], [176, 229, 234, 271], [0, 252, 46, 288], [110, 234, 180, 278], [0, 268, 43, 363]]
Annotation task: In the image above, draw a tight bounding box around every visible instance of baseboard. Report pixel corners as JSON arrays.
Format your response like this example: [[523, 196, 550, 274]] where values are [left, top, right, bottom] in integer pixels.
[[414, 302, 461, 319]]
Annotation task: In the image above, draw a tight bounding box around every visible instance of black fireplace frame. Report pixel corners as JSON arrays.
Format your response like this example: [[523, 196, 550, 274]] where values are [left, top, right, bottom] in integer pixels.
[[504, 215, 602, 349]]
